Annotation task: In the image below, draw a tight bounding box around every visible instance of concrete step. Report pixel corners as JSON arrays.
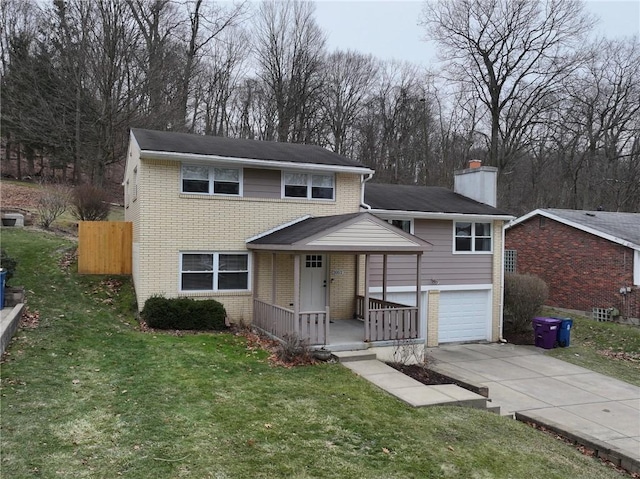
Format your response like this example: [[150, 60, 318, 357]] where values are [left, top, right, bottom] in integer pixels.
[[486, 404, 502, 415], [333, 350, 378, 362]]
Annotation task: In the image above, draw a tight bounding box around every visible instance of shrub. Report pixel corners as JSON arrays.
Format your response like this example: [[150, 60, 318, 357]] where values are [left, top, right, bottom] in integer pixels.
[[275, 333, 312, 363], [141, 296, 227, 330], [71, 185, 110, 221], [0, 249, 17, 285], [36, 184, 72, 229], [504, 273, 549, 332]]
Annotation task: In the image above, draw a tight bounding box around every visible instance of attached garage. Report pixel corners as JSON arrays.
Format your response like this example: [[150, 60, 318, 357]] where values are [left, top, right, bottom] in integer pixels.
[[438, 290, 491, 343]]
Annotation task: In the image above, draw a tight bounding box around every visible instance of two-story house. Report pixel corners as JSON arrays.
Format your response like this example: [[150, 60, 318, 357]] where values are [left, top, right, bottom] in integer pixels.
[[124, 129, 513, 349]]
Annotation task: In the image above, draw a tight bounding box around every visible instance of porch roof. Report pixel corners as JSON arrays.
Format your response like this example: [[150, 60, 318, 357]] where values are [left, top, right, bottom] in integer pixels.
[[246, 212, 432, 253]]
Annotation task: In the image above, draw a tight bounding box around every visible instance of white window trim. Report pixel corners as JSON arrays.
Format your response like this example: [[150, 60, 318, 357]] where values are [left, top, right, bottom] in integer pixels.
[[281, 171, 335, 201], [179, 251, 251, 292], [452, 221, 493, 254], [180, 164, 243, 196], [386, 218, 414, 234]]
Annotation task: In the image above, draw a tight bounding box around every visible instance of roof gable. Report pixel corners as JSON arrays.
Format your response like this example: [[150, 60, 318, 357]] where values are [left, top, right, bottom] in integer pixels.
[[247, 212, 431, 252], [508, 209, 640, 250], [131, 128, 369, 170]]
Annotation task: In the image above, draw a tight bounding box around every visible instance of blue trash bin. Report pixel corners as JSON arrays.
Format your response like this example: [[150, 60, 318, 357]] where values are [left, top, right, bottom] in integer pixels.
[[554, 317, 573, 347], [0, 268, 6, 309]]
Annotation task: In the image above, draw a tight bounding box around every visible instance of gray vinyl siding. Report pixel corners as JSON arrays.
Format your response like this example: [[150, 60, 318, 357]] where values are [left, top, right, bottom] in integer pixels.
[[243, 168, 281, 198], [369, 219, 492, 286]]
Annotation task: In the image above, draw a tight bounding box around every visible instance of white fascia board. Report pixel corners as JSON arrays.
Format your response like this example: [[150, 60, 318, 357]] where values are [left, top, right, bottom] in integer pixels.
[[140, 149, 375, 176], [245, 215, 311, 243], [508, 209, 640, 251], [369, 284, 493, 293], [634, 250, 640, 286], [367, 208, 515, 222]]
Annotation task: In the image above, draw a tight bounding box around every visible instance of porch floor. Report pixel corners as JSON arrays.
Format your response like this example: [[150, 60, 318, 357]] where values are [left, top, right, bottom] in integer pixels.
[[325, 319, 368, 351]]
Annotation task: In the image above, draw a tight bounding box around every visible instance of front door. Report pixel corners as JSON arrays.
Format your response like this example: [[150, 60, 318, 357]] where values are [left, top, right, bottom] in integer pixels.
[[300, 254, 327, 311]]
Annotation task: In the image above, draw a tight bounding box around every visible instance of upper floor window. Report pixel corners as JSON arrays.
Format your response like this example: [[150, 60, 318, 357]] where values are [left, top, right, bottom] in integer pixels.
[[283, 172, 334, 200], [454, 221, 492, 253], [387, 219, 412, 234], [181, 164, 241, 195]]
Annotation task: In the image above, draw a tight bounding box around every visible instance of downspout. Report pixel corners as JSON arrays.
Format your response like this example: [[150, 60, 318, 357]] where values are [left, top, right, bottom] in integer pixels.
[[360, 172, 374, 210], [499, 222, 506, 341]]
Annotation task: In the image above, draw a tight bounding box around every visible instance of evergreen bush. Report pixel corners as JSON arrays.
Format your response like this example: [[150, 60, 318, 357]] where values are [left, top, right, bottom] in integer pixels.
[[141, 296, 227, 330]]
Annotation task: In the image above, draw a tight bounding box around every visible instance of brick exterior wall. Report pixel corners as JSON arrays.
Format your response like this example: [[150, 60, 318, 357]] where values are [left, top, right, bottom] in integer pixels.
[[505, 217, 639, 320], [129, 158, 362, 322]]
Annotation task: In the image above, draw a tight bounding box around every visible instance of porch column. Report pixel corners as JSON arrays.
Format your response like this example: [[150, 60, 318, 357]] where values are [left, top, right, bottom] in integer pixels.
[[416, 252, 423, 339], [382, 254, 388, 302], [271, 253, 276, 304], [364, 253, 370, 341], [293, 254, 300, 334]]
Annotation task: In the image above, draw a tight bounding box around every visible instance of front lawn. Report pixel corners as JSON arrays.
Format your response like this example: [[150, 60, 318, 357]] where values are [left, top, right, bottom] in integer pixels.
[[544, 309, 640, 386], [0, 229, 628, 478]]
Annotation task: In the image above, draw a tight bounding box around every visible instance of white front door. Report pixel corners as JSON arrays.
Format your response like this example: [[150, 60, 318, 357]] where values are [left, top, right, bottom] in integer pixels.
[[300, 254, 327, 311]]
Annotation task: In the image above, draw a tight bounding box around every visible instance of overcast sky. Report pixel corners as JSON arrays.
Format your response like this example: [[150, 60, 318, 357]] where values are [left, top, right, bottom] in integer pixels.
[[313, 0, 640, 67]]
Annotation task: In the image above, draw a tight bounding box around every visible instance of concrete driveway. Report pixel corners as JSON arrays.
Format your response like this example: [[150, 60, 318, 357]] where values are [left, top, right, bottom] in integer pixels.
[[425, 343, 640, 471]]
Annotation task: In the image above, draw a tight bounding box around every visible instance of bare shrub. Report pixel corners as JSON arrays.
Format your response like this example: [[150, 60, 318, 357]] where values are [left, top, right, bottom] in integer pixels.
[[275, 333, 312, 363], [504, 274, 549, 332], [36, 184, 72, 229], [71, 185, 110, 221]]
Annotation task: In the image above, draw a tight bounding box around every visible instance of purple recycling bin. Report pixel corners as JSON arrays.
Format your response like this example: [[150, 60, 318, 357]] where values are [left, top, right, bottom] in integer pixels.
[[532, 317, 561, 349]]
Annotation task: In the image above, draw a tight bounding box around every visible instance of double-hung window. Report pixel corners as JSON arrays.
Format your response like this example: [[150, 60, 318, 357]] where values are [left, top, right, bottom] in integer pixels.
[[454, 222, 492, 252], [181, 164, 241, 195], [283, 172, 334, 200], [180, 252, 249, 291]]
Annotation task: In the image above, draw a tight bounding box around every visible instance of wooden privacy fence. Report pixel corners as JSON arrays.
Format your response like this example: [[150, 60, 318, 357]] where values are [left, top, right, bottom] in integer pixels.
[[78, 221, 132, 274]]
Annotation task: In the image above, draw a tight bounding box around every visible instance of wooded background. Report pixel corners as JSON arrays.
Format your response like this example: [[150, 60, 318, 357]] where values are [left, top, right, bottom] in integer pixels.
[[1, 0, 638, 214]]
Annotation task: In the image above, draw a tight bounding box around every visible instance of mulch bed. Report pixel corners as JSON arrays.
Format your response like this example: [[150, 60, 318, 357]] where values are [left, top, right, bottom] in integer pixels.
[[502, 324, 535, 345], [386, 363, 454, 386]]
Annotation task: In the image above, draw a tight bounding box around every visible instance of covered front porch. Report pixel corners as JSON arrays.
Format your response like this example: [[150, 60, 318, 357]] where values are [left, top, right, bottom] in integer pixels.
[[246, 213, 431, 348]]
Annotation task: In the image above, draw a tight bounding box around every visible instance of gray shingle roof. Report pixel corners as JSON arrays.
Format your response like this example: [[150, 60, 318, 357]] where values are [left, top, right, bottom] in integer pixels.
[[541, 209, 640, 247], [364, 183, 512, 216], [131, 128, 367, 169]]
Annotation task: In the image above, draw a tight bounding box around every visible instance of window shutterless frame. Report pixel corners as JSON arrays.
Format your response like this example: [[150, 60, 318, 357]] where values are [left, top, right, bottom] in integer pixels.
[[282, 171, 335, 200], [453, 221, 492, 253], [181, 164, 242, 196], [179, 252, 250, 292]]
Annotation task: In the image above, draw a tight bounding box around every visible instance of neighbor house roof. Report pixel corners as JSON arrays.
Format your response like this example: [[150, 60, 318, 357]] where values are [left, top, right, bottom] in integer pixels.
[[246, 212, 432, 253], [364, 183, 513, 219], [508, 208, 640, 250], [130, 128, 372, 173]]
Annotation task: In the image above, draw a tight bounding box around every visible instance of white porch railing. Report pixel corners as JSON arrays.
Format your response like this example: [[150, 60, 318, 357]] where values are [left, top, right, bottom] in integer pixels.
[[253, 299, 329, 345], [356, 296, 419, 341]]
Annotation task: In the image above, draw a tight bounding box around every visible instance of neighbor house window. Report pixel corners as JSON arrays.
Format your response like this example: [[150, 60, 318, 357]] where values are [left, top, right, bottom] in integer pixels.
[[505, 250, 517, 273], [125, 179, 130, 208], [181, 164, 241, 195], [454, 222, 492, 252], [180, 252, 249, 291], [283, 172, 334, 200], [387, 219, 412, 233]]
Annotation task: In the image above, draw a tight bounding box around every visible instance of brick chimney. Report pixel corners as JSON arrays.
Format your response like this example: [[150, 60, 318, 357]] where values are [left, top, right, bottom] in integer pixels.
[[454, 160, 498, 207]]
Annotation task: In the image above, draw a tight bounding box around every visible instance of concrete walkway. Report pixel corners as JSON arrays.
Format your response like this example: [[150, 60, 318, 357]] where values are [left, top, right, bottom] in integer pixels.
[[421, 343, 640, 473], [334, 350, 493, 410]]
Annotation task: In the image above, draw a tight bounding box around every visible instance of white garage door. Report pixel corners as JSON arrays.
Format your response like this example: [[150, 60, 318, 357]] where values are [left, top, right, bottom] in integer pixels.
[[438, 290, 491, 343]]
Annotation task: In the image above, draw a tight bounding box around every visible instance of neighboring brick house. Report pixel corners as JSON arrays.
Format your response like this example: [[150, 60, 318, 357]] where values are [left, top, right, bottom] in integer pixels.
[[124, 129, 513, 349], [505, 209, 640, 322]]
